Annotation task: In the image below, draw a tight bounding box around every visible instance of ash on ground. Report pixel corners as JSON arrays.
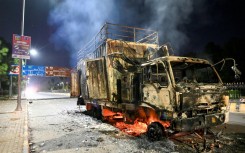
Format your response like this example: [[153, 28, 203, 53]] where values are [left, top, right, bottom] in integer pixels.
[[28, 99, 245, 153]]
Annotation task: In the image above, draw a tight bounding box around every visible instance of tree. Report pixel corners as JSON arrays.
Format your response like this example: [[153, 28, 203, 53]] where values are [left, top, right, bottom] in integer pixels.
[[0, 39, 9, 75], [0, 38, 10, 93], [48, 78, 56, 91], [0, 37, 18, 95]]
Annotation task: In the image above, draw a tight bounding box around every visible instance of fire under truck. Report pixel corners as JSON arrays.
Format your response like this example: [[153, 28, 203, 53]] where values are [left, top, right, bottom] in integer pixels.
[[73, 23, 241, 141]]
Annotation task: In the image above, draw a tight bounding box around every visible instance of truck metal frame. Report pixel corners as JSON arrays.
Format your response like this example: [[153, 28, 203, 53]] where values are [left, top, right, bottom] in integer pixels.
[[75, 23, 230, 140]]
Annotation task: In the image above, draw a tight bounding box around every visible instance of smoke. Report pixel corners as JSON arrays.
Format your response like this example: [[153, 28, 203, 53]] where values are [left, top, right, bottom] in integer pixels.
[[145, 0, 193, 54], [48, 0, 198, 67], [48, 0, 117, 66]]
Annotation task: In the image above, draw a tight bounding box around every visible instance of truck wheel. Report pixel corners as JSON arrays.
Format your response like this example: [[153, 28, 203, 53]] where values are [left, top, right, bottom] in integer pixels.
[[92, 108, 102, 120], [147, 122, 163, 141], [92, 108, 98, 118], [96, 108, 102, 120]]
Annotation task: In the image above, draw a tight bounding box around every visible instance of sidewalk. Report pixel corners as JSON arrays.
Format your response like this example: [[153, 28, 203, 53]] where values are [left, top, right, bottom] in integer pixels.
[[229, 99, 245, 113], [0, 99, 29, 153]]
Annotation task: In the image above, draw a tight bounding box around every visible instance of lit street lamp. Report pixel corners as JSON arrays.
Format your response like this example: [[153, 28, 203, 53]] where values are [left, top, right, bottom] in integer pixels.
[[23, 48, 38, 65], [30, 48, 38, 57]]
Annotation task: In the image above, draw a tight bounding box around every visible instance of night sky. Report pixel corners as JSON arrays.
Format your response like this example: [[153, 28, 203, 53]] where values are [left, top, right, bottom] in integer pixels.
[[0, 0, 244, 70]]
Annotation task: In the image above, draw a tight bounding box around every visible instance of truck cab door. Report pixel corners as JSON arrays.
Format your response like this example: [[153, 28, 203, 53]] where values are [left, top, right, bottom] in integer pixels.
[[142, 63, 171, 109]]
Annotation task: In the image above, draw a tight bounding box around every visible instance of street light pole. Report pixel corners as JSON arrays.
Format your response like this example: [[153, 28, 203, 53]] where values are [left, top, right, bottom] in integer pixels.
[[16, 0, 26, 111]]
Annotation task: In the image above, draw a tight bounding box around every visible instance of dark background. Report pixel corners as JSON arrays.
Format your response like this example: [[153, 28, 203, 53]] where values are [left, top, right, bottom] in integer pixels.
[[0, 0, 244, 82]]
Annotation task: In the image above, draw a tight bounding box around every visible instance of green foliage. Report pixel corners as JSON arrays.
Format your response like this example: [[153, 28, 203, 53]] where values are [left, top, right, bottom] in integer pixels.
[[0, 47, 8, 57], [0, 37, 18, 95], [0, 63, 8, 75], [0, 40, 9, 75]]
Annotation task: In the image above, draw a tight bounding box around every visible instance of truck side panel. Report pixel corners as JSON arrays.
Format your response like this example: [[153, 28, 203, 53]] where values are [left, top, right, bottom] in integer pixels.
[[70, 71, 80, 97], [105, 39, 159, 102], [86, 58, 108, 99]]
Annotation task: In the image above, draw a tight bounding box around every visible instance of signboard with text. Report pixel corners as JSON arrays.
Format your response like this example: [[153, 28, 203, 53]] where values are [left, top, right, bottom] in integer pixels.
[[8, 65, 70, 77], [12, 34, 31, 59], [45, 66, 71, 77], [9, 65, 20, 75], [22, 65, 45, 76]]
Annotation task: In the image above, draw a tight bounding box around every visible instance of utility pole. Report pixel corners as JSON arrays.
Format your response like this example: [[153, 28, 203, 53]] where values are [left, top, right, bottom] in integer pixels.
[[9, 76, 12, 97], [15, 0, 26, 111]]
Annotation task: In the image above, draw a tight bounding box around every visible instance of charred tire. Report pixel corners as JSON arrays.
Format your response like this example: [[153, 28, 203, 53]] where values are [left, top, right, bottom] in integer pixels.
[[147, 122, 163, 141], [92, 107, 102, 120]]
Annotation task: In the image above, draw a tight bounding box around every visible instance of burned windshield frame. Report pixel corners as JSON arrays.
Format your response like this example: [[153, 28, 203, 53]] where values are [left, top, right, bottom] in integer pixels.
[[142, 62, 168, 86], [171, 62, 220, 84]]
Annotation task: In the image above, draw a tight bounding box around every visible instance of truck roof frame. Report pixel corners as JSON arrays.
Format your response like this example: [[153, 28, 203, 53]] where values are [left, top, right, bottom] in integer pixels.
[[77, 22, 159, 61]]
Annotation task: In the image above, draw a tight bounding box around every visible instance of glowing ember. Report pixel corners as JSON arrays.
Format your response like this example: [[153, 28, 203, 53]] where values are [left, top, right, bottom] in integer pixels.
[[115, 119, 148, 136], [102, 108, 116, 117], [102, 108, 170, 136]]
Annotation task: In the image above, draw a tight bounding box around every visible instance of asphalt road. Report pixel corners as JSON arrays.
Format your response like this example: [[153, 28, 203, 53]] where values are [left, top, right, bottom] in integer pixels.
[[27, 92, 245, 153], [229, 112, 245, 126], [28, 98, 176, 153], [25, 91, 70, 100]]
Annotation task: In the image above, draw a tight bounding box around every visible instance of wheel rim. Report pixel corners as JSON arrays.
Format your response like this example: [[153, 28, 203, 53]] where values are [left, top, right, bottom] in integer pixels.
[[147, 122, 163, 141]]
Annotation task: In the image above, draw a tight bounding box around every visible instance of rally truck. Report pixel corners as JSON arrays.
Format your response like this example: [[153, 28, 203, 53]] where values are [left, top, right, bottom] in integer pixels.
[[74, 23, 239, 141]]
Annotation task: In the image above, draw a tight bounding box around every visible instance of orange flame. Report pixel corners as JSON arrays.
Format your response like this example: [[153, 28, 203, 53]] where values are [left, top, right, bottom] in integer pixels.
[[102, 108, 116, 117], [115, 119, 148, 136], [102, 108, 170, 136], [147, 108, 171, 128]]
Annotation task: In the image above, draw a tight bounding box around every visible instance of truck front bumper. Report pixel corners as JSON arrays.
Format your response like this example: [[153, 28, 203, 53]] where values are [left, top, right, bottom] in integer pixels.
[[173, 113, 226, 132]]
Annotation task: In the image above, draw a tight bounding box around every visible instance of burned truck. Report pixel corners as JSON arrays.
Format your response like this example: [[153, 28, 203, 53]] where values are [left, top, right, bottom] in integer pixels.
[[75, 23, 236, 140]]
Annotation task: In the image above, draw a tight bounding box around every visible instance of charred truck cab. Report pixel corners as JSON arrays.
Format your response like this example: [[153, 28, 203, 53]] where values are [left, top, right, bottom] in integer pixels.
[[75, 23, 231, 140], [141, 56, 229, 132]]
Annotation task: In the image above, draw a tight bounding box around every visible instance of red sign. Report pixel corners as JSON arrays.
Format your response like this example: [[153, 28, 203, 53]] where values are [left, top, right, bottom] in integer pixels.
[[45, 66, 71, 77], [12, 34, 31, 59], [9, 65, 20, 75]]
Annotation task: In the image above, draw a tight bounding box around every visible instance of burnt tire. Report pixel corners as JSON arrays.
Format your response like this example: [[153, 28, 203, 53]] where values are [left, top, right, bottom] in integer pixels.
[[92, 107, 102, 120], [147, 122, 163, 141]]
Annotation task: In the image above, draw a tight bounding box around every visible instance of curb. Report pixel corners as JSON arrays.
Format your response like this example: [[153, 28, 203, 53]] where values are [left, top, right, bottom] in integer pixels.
[[229, 103, 245, 113], [23, 101, 29, 153]]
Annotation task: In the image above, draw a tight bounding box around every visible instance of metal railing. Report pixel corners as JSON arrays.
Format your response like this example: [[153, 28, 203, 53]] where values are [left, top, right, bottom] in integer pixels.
[[77, 23, 159, 61], [224, 82, 245, 99]]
